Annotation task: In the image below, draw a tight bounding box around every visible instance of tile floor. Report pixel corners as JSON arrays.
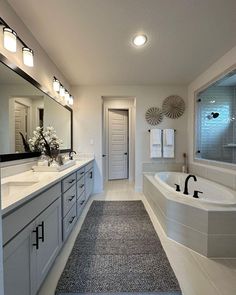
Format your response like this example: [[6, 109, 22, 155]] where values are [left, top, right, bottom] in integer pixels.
[[38, 180, 236, 295]]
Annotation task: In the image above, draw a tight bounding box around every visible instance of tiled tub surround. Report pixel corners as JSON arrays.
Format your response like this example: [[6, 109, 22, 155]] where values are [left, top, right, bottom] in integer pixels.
[[143, 173, 236, 257]]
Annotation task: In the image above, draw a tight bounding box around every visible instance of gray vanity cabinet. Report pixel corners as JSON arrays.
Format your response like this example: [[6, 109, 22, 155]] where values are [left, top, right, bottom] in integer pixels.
[[3, 198, 61, 295], [3, 221, 36, 295]]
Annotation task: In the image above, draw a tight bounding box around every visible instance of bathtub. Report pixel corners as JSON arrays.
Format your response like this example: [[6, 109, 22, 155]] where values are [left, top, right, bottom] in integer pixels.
[[155, 172, 236, 207], [143, 172, 236, 257]]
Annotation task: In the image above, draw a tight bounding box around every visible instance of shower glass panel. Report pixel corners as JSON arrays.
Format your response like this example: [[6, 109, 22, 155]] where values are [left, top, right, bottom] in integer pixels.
[[196, 69, 236, 164]]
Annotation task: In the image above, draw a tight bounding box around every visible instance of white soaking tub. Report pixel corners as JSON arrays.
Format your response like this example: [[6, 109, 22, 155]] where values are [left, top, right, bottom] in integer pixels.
[[143, 172, 236, 257], [155, 172, 236, 206]]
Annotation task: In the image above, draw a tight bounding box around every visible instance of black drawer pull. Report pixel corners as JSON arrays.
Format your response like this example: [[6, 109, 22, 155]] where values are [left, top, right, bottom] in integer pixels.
[[32, 226, 39, 250], [38, 221, 45, 243], [90, 171, 93, 179], [80, 171, 84, 175], [68, 195, 75, 201], [80, 200, 85, 205], [69, 216, 76, 224], [68, 179, 76, 184], [80, 184, 84, 189]]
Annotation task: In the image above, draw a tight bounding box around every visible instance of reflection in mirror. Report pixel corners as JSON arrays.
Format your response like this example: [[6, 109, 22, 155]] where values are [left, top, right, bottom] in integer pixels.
[[196, 69, 236, 164], [0, 61, 72, 156]]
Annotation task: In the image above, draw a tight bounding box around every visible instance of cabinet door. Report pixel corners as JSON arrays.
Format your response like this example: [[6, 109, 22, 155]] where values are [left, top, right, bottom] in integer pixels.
[[3, 221, 37, 295], [35, 198, 62, 289], [86, 169, 94, 200]]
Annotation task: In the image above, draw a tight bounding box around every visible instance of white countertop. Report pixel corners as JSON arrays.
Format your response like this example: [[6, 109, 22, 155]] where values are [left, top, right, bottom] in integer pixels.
[[1, 157, 94, 216]]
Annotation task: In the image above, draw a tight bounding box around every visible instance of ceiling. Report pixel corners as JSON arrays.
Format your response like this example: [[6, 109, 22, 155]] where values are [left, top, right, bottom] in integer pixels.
[[7, 0, 236, 86]]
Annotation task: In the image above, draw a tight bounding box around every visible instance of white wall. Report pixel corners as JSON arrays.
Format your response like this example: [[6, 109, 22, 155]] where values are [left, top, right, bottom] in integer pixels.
[[72, 85, 188, 192], [188, 45, 236, 189]]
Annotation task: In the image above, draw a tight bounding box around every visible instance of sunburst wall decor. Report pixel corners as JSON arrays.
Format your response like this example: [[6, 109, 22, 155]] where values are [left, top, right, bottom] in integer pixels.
[[162, 95, 185, 119]]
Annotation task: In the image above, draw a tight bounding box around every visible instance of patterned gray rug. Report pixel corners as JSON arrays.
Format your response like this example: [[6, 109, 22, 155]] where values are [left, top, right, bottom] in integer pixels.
[[56, 201, 182, 295]]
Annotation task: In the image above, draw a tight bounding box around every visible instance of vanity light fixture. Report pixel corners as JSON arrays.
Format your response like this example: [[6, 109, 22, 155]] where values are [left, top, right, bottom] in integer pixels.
[[3, 27, 17, 52], [22, 47, 34, 67], [133, 34, 148, 47], [0, 17, 34, 67], [52, 76, 74, 106], [53, 77, 60, 92]]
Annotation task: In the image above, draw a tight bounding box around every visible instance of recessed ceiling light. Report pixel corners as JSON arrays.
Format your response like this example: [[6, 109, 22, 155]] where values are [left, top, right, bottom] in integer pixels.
[[133, 34, 147, 47]]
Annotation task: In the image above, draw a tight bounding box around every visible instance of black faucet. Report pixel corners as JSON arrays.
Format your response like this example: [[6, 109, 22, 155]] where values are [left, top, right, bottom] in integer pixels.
[[183, 174, 197, 195], [69, 150, 77, 160]]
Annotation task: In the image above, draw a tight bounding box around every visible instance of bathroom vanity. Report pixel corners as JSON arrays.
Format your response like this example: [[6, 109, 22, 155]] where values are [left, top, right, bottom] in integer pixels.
[[1, 158, 94, 295]]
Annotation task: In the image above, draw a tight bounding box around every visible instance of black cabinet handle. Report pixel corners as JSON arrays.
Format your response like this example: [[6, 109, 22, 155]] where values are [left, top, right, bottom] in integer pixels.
[[32, 226, 39, 249], [68, 195, 75, 201], [80, 200, 85, 205], [38, 221, 45, 243], [69, 216, 76, 224], [68, 179, 76, 184], [80, 184, 84, 189], [90, 171, 93, 179], [80, 171, 84, 175]]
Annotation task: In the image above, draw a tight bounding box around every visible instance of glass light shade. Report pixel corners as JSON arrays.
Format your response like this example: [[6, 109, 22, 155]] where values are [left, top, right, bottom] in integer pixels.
[[59, 85, 65, 97], [3, 27, 17, 52], [22, 47, 34, 67], [133, 34, 147, 47], [53, 78, 60, 92], [65, 91, 70, 103], [69, 95, 74, 106]]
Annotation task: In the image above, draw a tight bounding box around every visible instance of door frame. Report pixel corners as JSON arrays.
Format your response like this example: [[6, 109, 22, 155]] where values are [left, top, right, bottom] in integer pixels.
[[103, 102, 134, 182], [107, 109, 129, 180]]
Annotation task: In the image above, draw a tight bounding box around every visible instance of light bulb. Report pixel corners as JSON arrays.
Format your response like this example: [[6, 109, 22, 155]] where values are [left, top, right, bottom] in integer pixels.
[[65, 91, 70, 103], [3, 27, 17, 52], [133, 34, 147, 47], [53, 77, 60, 92], [69, 95, 73, 106], [22, 47, 34, 67], [59, 85, 65, 97]]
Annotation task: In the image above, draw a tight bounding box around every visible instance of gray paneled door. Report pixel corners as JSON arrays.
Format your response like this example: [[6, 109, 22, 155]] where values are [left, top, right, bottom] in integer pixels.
[[108, 109, 128, 180]]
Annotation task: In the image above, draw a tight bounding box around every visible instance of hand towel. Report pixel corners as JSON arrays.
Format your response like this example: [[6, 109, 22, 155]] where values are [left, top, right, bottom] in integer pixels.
[[163, 129, 175, 158], [150, 129, 162, 158]]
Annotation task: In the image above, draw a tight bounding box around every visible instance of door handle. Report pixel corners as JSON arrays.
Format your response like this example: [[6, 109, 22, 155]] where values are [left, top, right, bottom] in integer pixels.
[[32, 226, 39, 249], [102, 154, 106, 157], [124, 152, 128, 155], [38, 221, 45, 243]]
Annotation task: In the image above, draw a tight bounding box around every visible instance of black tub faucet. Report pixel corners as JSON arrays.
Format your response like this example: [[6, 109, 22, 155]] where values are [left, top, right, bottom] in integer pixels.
[[183, 174, 197, 195], [69, 150, 77, 160]]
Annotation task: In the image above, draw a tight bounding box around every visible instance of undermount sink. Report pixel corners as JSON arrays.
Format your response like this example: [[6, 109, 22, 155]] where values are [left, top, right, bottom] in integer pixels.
[[32, 159, 76, 172], [1, 180, 39, 199]]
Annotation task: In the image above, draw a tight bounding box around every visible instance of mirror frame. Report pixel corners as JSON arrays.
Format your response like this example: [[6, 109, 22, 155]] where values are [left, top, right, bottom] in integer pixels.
[[0, 52, 73, 162]]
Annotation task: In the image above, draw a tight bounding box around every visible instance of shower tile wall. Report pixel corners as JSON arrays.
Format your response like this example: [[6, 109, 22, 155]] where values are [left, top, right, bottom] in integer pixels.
[[198, 86, 236, 163]]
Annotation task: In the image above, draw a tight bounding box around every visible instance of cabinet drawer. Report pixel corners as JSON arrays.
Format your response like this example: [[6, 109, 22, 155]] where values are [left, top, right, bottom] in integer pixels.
[[3, 183, 61, 246], [77, 192, 86, 218], [77, 176, 85, 198], [63, 204, 77, 241], [85, 161, 93, 173], [62, 172, 76, 193], [62, 184, 76, 217], [76, 167, 85, 180]]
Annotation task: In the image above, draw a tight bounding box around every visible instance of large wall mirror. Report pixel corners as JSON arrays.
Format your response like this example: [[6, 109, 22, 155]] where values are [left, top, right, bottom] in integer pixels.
[[195, 68, 236, 165], [0, 54, 72, 162]]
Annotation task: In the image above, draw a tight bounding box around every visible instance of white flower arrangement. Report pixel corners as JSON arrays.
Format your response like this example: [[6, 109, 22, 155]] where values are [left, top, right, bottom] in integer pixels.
[[29, 126, 62, 157]]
